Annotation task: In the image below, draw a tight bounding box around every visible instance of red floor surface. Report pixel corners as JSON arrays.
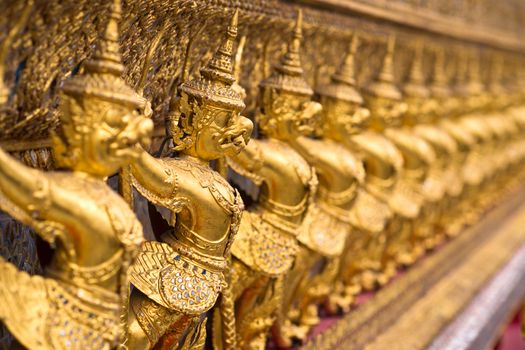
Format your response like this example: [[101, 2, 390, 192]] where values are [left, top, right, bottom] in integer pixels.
[[495, 311, 525, 350]]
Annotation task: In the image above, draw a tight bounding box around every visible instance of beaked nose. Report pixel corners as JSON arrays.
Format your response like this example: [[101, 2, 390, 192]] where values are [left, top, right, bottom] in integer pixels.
[[238, 115, 254, 141], [138, 118, 154, 147]]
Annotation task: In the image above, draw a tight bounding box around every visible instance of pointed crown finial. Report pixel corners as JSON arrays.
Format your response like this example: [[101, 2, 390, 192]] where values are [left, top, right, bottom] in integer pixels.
[[259, 9, 313, 96], [83, 0, 124, 75], [379, 35, 396, 84], [465, 50, 483, 95], [317, 33, 363, 104], [429, 47, 451, 98], [179, 9, 245, 110], [364, 35, 402, 100], [199, 9, 238, 85], [489, 53, 504, 95], [61, 0, 144, 108], [403, 41, 429, 98]]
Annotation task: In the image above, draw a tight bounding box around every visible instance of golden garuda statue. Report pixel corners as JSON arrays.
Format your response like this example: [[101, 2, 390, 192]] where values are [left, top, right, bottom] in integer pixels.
[[315, 35, 392, 313], [346, 36, 417, 289], [269, 16, 366, 349], [411, 47, 460, 243], [364, 36, 440, 271], [124, 10, 253, 350], [0, 0, 153, 348], [215, 11, 320, 350]]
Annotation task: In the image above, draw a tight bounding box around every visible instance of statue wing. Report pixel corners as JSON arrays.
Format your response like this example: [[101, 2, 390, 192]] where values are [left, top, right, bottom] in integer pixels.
[[0, 255, 50, 350]]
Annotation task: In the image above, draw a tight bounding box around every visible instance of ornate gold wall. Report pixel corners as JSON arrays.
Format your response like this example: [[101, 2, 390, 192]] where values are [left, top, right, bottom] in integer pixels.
[[0, 0, 525, 349]]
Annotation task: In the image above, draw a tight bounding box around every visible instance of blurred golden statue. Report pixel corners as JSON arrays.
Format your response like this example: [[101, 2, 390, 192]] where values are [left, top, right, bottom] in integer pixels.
[[314, 35, 392, 313], [365, 37, 439, 271], [400, 43, 450, 253], [350, 37, 418, 288], [411, 47, 459, 246], [215, 11, 320, 350], [269, 21, 367, 350], [0, 1, 153, 348]]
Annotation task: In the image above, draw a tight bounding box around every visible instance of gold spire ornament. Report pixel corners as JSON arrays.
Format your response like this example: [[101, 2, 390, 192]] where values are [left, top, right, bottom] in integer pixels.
[[402, 41, 435, 126], [125, 9, 253, 350], [258, 10, 313, 96], [365, 35, 403, 104], [0, 0, 154, 348], [217, 10, 321, 350]]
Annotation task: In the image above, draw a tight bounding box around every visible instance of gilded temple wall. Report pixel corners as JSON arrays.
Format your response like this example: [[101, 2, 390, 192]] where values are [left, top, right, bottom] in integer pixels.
[[0, 0, 525, 349]]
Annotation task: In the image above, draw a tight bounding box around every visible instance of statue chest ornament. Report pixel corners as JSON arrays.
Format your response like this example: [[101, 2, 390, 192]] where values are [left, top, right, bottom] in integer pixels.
[[364, 173, 421, 220], [172, 156, 243, 242], [231, 210, 299, 276], [384, 127, 436, 171], [297, 175, 360, 257]]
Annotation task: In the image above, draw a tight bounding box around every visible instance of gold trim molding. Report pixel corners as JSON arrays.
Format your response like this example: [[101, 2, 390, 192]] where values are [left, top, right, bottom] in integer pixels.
[[295, 0, 525, 52]]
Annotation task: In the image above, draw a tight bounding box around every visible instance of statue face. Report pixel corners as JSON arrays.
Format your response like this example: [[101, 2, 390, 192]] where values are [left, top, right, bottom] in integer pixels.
[[259, 89, 322, 141], [404, 97, 435, 125], [193, 103, 253, 160], [366, 95, 407, 129], [322, 97, 370, 138], [59, 96, 153, 177], [169, 93, 252, 159]]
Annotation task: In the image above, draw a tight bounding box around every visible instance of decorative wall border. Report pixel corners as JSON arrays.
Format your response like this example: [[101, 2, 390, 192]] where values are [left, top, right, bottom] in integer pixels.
[[295, 0, 525, 52]]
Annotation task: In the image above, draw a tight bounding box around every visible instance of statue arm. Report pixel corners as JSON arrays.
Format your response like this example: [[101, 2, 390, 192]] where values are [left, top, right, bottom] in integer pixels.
[[229, 139, 264, 171], [0, 147, 53, 216], [129, 147, 180, 200], [292, 137, 320, 167], [226, 139, 266, 185]]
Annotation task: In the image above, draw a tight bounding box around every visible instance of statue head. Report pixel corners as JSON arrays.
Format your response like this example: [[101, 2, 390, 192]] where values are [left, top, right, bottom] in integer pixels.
[[169, 10, 252, 161], [257, 10, 322, 141], [317, 34, 370, 141], [363, 36, 407, 130], [53, 0, 153, 178], [402, 42, 436, 125]]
